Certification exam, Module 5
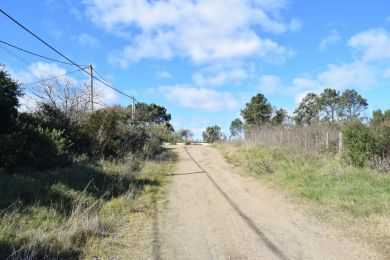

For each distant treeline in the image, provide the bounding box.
[226,90,390,172]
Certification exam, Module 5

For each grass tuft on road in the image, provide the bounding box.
[0,152,176,259]
[216,142,390,257]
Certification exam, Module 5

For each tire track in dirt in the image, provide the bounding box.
[184,146,288,260]
[160,145,381,260]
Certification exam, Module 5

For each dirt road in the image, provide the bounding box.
[159,145,380,259]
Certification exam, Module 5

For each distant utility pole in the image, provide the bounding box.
[131,96,136,120]
[89,64,94,111]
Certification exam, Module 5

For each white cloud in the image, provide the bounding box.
[383,68,390,79]
[319,30,341,51]
[317,62,378,89]
[193,68,248,86]
[76,33,101,49]
[288,18,302,32]
[83,0,297,66]
[259,61,380,104]
[156,70,172,79]
[93,81,119,107]
[8,62,119,110]
[10,62,76,85]
[348,28,390,61]
[158,85,238,112]
[257,27,390,104]
[259,74,283,94]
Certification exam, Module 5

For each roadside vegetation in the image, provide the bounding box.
[0,65,177,258]
[217,90,390,256]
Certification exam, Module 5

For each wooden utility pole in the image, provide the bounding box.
[89,64,94,111]
[131,96,136,120]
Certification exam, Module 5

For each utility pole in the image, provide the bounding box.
[89,64,94,111]
[131,96,136,120]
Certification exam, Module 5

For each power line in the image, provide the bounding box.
[0,8,135,100]
[0,9,87,72]
[21,67,87,86]
[92,67,109,85]
[0,44,31,66]
[92,67,135,99]
[0,40,84,66]
[90,67,134,99]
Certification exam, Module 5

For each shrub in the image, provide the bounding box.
[0,132,21,171]
[341,121,374,167]
[16,126,72,169]
[82,107,166,159]
[370,121,390,158]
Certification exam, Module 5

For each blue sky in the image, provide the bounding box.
[1,0,390,138]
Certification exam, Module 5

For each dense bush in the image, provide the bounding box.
[370,118,390,159]
[342,111,390,170]
[18,125,72,169]
[84,107,146,158]
[341,121,374,167]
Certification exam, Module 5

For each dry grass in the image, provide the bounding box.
[245,124,340,154]
[0,152,177,259]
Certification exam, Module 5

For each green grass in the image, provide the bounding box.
[216,142,390,256]
[0,152,176,259]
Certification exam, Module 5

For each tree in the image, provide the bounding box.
[203,125,223,143]
[135,102,172,130]
[370,109,390,128]
[293,93,319,125]
[318,88,340,123]
[230,118,243,138]
[272,108,287,125]
[177,129,193,141]
[241,93,272,126]
[339,89,368,121]
[31,79,94,116]
[0,66,22,134]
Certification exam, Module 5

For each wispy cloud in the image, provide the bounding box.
[348,28,390,61]
[75,33,101,49]
[193,68,248,87]
[318,30,341,51]
[156,70,172,79]
[157,85,238,112]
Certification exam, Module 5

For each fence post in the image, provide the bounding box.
[287,131,290,144]
[326,132,329,151]
[338,132,343,154]
[280,131,283,144]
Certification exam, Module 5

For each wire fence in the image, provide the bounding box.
[244,125,341,154]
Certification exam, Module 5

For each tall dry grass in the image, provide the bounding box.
[244,124,341,154]
[0,150,176,259]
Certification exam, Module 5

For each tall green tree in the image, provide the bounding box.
[293,93,319,125]
[0,66,22,134]
[203,125,223,143]
[272,108,287,125]
[241,93,272,126]
[177,129,193,141]
[318,88,340,123]
[134,102,172,130]
[371,109,390,127]
[339,89,368,121]
[230,118,243,138]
